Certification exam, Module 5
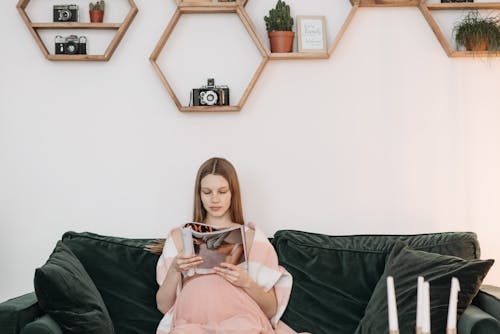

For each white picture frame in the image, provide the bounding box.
[297,16,327,53]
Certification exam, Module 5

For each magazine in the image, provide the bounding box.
[181,222,248,275]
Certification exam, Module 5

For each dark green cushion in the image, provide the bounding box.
[271,230,480,334]
[61,231,162,334]
[355,241,494,334]
[0,292,41,334]
[20,314,62,334]
[34,241,115,334]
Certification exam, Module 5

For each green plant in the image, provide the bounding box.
[264,0,293,33]
[89,0,105,11]
[453,10,500,51]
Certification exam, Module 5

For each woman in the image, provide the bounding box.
[148,157,299,334]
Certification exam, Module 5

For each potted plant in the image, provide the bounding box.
[264,0,294,53]
[89,1,105,23]
[453,10,500,52]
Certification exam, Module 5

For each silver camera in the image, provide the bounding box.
[53,4,79,22]
[191,79,230,106]
[55,35,87,55]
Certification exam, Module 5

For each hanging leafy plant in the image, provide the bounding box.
[453,10,500,51]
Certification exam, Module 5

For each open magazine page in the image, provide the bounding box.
[182,222,248,275]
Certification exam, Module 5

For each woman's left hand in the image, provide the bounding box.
[214,262,252,288]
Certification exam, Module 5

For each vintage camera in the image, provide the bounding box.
[191,78,230,106]
[55,35,87,55]
[53,4,79,22]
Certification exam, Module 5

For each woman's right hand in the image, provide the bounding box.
[169,254,203,274]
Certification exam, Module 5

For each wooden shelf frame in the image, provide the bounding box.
[352,0,419,7]
[256,0,423,60]
[263,0,428,61]
[150,0,500,112]
[31,23,122,29]
[269,52,330,60]
[179,106,242,112]
[176,0,248,9]
[419,0,500,57]
[150,5,269,112]
[425,2,500,10]
[16,0,138,61]
[262,1,359,60]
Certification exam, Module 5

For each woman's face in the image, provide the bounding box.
[200,174,232,220]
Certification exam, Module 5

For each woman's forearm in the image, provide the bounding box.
[243,280,277,319]
[156,267,181,314]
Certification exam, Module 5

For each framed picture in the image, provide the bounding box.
[297,16,327,53]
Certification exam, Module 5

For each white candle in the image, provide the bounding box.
[387,276,399,331]
[416,276,424,333]
[447,277,461,330]
[422,281,431,334]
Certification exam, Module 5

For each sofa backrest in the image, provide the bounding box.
[58,230,480,334]
[61,232,162,334]
[271,230,480,334]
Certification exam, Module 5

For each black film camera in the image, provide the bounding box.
[53,4,79,22]
[55,35,87,55]
[191,79,230,106]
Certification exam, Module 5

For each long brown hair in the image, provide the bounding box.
[192,157,244,225]
[145,157,244,254]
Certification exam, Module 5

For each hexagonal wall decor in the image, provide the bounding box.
[17,0,138,61]
[245,0,359,60]
[353,0,418,7]
[150,4,268,112]
[175,0,248,8]
[419,1,500,57]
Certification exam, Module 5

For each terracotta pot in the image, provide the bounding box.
[268,31,294,53]
[465,38,488,52]
[89,10,104,23]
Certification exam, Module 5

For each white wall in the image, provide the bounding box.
[1,0,499,302]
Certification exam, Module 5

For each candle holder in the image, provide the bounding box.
[388,277,460,334]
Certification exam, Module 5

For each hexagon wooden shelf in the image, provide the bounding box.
[17,0,138,61]
[258,1,359,60]
[150,0,500,113]
[150,4,268,112]
[175,0,248,8]
[353,0,419,7]
[259,0,422,60]
[419,1,500,57]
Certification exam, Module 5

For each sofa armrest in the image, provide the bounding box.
[472,285,500,321]
[0,293,42,334]
[19,315,62,334]
[458,305,500,334]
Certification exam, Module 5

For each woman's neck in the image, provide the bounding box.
[204,215,233,227]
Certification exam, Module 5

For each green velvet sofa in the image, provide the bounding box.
[0,230,499,334]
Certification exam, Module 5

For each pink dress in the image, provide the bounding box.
[171,274,275,334]
[156,223,301,334]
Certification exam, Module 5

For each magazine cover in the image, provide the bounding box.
[182,222,248,275]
